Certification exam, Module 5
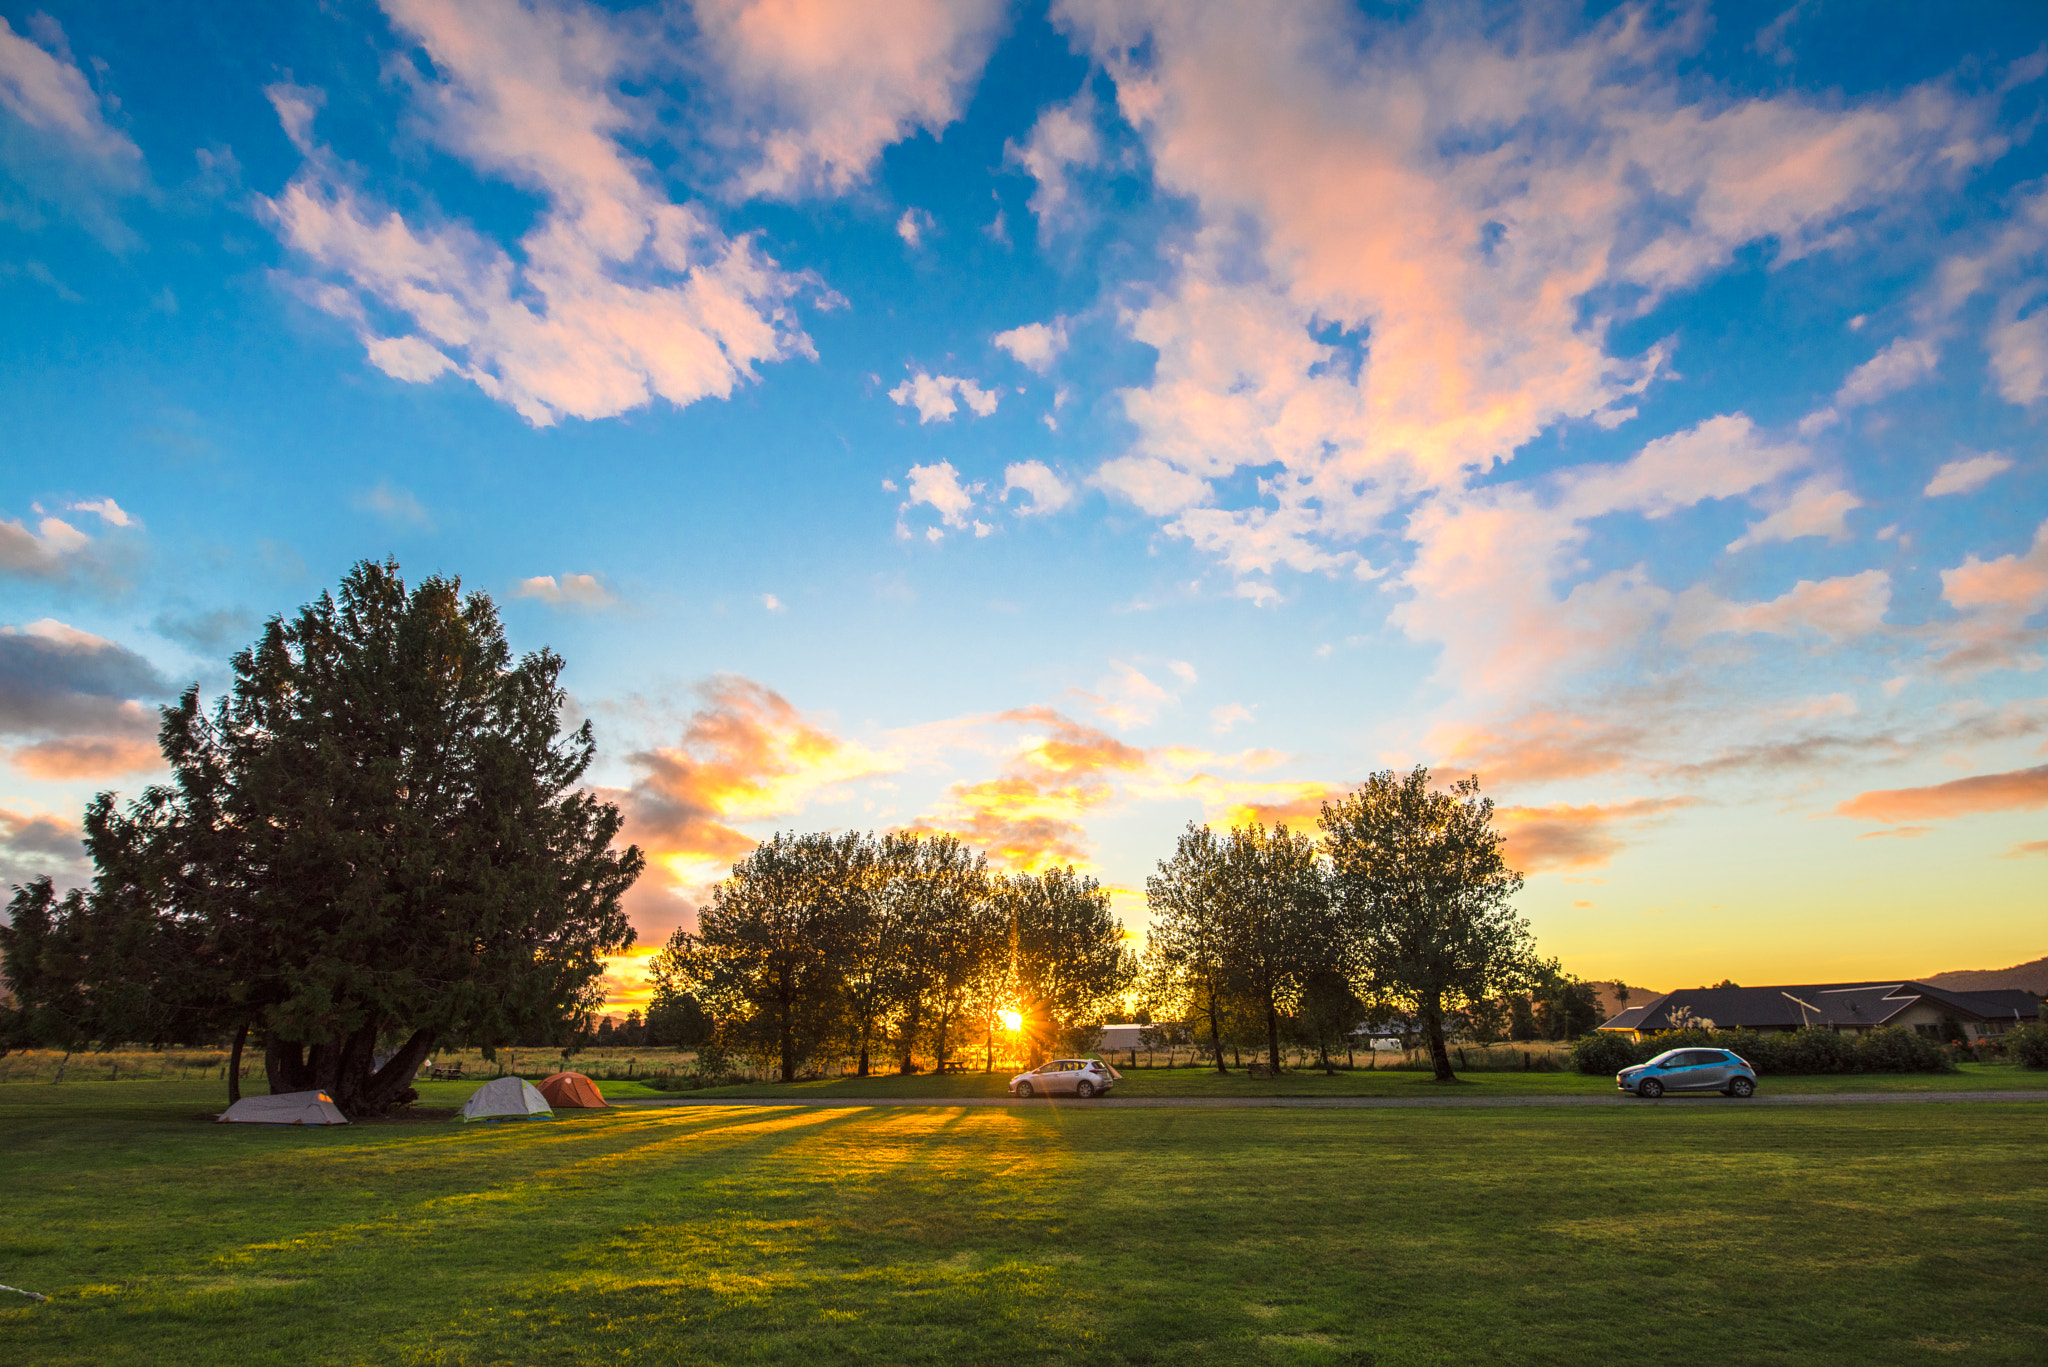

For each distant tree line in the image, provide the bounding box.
[647,831,1133,1082]
[1142,769,1555,1081]
[657,767,1566,1086]
[0,561,1598,1106]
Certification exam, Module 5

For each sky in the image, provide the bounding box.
[2,0,2045,1008]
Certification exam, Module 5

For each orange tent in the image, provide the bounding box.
[537,1071,607,1108]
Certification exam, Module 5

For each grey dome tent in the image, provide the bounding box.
[459,1076,554,1122]
[219,1090,349,1125]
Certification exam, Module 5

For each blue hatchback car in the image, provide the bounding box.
[1617,1047,1758,1099]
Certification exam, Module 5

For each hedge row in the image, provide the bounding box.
[1569,1025,1955,1076]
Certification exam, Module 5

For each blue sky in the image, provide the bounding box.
[3,0,2045,1001]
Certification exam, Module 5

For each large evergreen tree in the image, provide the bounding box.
[7,560,644,1115]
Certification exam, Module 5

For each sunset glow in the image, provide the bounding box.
[3,3,2043,999]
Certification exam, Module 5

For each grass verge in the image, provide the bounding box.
[665,1060,2048,1101]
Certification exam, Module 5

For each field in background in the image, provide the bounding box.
[0,1039,1578,1091]
[9,1045,2044,1102]
[0,1079,2042,1366]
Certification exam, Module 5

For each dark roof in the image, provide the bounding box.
[1597,981,2041,1033]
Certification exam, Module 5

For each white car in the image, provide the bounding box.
[1009,1058,1119,1099]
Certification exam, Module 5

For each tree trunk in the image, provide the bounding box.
[227,1017,249,1105]
[273,1023,437,1117]
[1206,988,1228,1074]
[1265,999,1282,1075]
[264,1037,314,1095]
[1423,994,1456,1082]
[897,1002,922,1075]
[857,1033,871,1078]
[354,1028,434,1115]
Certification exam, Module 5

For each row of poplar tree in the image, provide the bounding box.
[655,768,1561,1085]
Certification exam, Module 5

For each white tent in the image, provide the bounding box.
[459,1076,554,1122]
[218,1090,349,1125]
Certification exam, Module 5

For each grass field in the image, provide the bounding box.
[1,1079,2043,1365]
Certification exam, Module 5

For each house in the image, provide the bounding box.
[1598,980,2040,1042]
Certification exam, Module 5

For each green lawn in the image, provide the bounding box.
[661,1059,2048,1101]
[0,1080,2042,1365]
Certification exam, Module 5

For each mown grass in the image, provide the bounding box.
[0,1079,2042,1365]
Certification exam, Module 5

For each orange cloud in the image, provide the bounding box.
[619,676,896,934]
[1836,764,2048,824]
[1139,771,1349,832]
[1934,519,2048,675]
[10,735,162,779]
[906,776,1097,872]
[1428,710,1645,788]
[907,707,1147,870]
[1495,798,1695,873]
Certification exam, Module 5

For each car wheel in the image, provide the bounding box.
[1727,1077,1755,1098]
[1016,1081,1034,1099]
[1076,1080,1095,1099]
[1638,1078,1663,1099]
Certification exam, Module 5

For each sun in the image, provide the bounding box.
[999,1009,1023,1033]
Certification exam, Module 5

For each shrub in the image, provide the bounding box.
[1852,1026,1955,1074]
[1570,1032,1646,1075]
[2009,1022,2048,1070]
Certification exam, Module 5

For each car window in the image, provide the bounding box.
[1647,1050,1683,1067]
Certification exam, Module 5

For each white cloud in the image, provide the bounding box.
[65,498,137,528]
[992,318,1068,373]
[1056,1,1992,585]
[1836,336,1942,409]
[1210,702,1254,733]
[1925,452,2015,498]
[1726,478,1861,552]
[354,481,432,529]
[896,206,935,249]
[760,592,785,612]
[692,0,1006,200]
[0,15,148,247]
[1002,460,1075,515]
[516,573,617,609]
[259,0,819,428]
[0,508,123,586]
[1668,571,1892,647]
[1392,415,1814,697]
[903,460,980,530]
[1005,87,1102,238]
[1988,309,2048,405]
[888,370,1000,423]
[1088,660,1188,729]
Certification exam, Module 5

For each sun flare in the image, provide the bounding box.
[999,1009,1023,1032]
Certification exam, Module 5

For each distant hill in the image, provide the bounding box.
[1586,980,1660,1020]
[1923,956,2048,998]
